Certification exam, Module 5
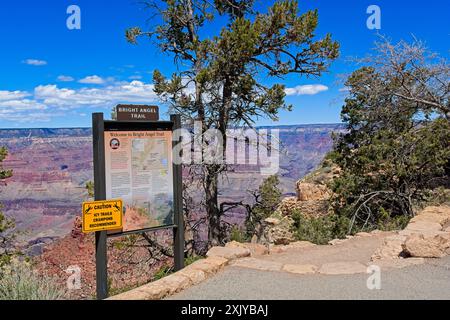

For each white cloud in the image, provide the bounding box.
[23,59,47,66]
[78,75,105,84]
[129,75,143,80]
[34,81,157,108]
[0,90,30,101]
[57,75,75,82]
[0,99,46,111]
[285,84,329,96]
[339,87,350,92]
[0,80,159,123]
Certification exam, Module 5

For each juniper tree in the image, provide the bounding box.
[127,0,339,246]
[330,39,450,232]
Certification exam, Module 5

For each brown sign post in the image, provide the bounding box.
[116,104,159,121]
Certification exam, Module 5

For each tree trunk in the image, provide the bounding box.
[205,165,221,247]
[204,78,233,247]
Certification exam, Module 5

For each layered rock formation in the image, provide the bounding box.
[0,125,344,248]
[261,164,339,245]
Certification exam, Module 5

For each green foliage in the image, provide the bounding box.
[424,187,450,207]
[127,0,339,245]
[376,208,410,232]
[0,147,15,267]
[330,40,450,233]
[0,148,12,180]
[0,260,67,300]
[153,265,174,281]
[291,211,351,245]
[112,234,140,250]
[246,175,282,239]
[230,225,247,243]
[185,255,203,266]
[85,181,94,198]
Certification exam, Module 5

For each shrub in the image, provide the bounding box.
[291,211,351,245]
[230,225,247,243]
[246,175,282,240]
[376,208,410,232]
[0,260,67,300]
[329,39,450,232]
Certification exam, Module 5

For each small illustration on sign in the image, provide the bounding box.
[82,199,123,233]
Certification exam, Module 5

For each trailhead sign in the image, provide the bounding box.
[91,112,184,300]
[104,126,174,233]
[116,104,159,121]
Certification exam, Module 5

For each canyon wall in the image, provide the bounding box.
[0,124,344,250]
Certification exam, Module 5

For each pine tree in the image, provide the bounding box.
[127,0,339,245]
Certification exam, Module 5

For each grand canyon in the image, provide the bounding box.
[0,124,345,255]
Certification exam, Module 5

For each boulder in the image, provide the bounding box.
[277,196,331,218]
[189,257,228,275]
[296,182,331,201]
[402,234,450,258]
[411,206,450,226]
[264,216,295,245]
[160,274,191,295]
[225,241,269,256]
[371,235,407,260]
[206,246,251,260]
[108,277,173,300]
[405,221,443,233]
[178,269,207,285]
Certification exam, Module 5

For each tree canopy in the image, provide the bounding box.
[127,0,339,245]
[330,39,450,232]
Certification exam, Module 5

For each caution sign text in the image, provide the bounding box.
[82,199,123,233]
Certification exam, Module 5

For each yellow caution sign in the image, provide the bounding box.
[82,199,123,233]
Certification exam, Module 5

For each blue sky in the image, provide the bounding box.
[0,0,448,128]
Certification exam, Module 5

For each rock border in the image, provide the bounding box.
[108,242,258,300]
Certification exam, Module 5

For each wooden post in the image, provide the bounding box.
[92,113,108,300]
[171,114,185,271]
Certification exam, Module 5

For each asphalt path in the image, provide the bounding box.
[170,256,450,300]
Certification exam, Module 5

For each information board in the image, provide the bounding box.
[104,125,174,234]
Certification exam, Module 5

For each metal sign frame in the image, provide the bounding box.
[92,113,184,300]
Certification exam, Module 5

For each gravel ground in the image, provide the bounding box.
[169,256,450,300]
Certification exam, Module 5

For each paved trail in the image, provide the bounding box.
[170,256,450,300]
[170,233,450,300]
